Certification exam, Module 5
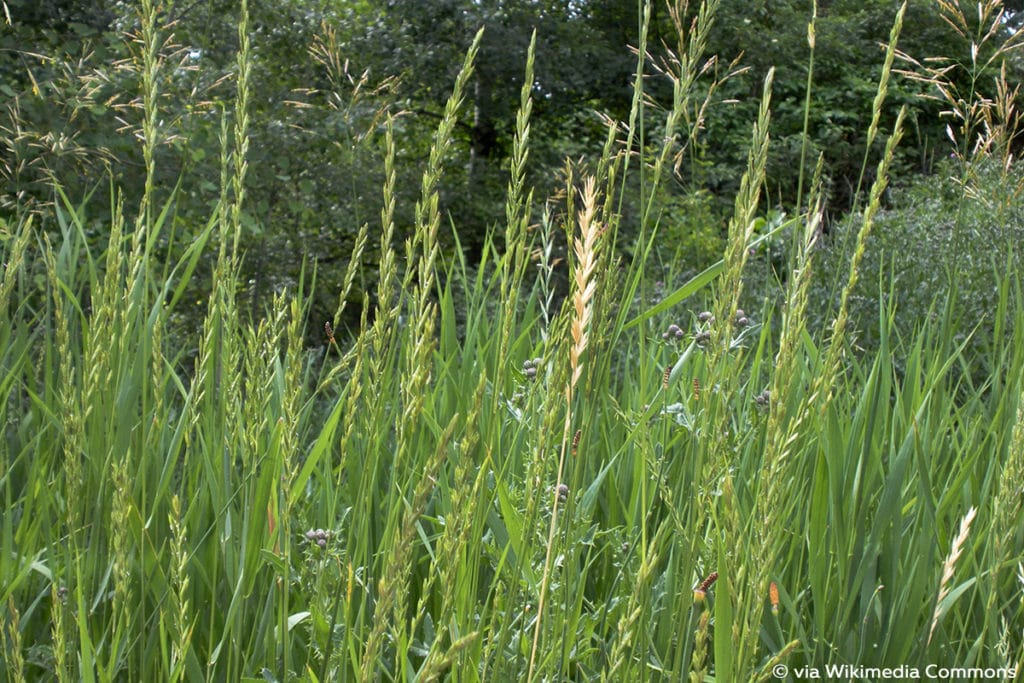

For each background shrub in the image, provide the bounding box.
[811,156,1024,381]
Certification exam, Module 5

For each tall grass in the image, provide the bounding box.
[2,0,1023,681]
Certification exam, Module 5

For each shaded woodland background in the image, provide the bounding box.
[2,0,1023,343]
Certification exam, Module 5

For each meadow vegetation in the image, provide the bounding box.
[2,0,1024,681]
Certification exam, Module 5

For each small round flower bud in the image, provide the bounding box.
[698,311,713,323]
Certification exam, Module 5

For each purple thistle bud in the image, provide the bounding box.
[556,484,569,502]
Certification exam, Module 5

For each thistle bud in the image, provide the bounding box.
[556,484,569,502]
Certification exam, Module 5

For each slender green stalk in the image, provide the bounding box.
[852,1,907,209]
[360,29,483,679]
[794,0,818,212]
[818,106,906,410]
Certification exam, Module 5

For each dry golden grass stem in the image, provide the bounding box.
[570,176,601,388]
[929,506,977,645]
[528,175,601,683]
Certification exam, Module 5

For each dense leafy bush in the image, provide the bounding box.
[812,157,1024,378]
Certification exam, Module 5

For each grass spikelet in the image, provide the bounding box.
[986,379,1024,643]
[853,0,906,204]
[109,459,134,672]
[3,597,25,682]
[641,0,741,225]
[818,106,906,410]
[360,415,458,680]
[416,375,488,676]
[50,581,70,682]
[710,66,773,349]
[332,219,369,329]
[0,216,31,314]
[229,0,251,260]
[528,175,602,681]
[688,609,711,683]
[167,495,193,683]
[929,506,977,645]
[492,29,537,410]
[136,0,164,226]
[569,177,601,388]
[360,32,482,679]
[503,29,535,272]
[395,28,482,450]
[404,28,484,313]
[601,523,667,681]
[741,159,826,669]
[754,640,801,683]
[691,68,773,679]
[895,0,1023,162]
[362,115,402,371]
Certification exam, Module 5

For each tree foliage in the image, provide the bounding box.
[2,0,1021,329]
